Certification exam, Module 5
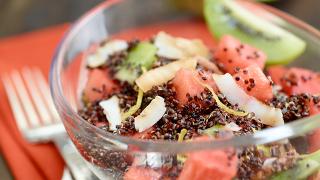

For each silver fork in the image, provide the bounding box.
[2,67,98,180]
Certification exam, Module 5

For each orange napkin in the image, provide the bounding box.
[0,24,69,180]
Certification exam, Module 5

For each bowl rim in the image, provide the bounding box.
[50,0,320,152]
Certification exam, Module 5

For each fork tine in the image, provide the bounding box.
[2,74,29,131]
[22,68,52,125]
[32,68,60,122]
[10,70,40,128]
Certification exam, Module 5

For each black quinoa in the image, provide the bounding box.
[74,136,133,173]
[105,51,128,75]
[262,143,298,177]
[160,165,183,180]
[269,92,319,122]
[78,101,110,130]
[114,81,138,111]
[237,146,265,180]
[237,143,298,180]
[152,56,176,68]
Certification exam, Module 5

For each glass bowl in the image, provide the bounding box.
[50,0,320,179]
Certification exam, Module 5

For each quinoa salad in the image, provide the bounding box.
[75,0,320,179]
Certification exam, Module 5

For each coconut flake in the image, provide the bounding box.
[262,158,277,169]
[134,152,165,168]
[224,122,241,132]
[87,40,128,68]
[135,58,197,92]
[196,56,223,74]
[134,96,166,132]
[154,31,209,59]
[213,73,284,126]
[99,96,122,131]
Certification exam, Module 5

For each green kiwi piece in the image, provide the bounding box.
[204,0,306,64]
[115,42,157,84]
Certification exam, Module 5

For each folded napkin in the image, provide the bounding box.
[0,24,69,180]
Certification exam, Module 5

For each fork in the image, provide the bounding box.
[2,67,98,180]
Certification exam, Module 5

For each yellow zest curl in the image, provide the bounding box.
[121,66,147,121]
[177,129,188,163]
[141,66,148,74]
[195,78,248,117]
[178,129,188,142]
[121,88,144,121]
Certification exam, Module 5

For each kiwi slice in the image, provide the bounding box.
[204,0,306,64]
[115,42,157,84]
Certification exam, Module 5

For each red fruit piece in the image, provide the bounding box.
[178,136,238,180]
[267,65,287,86]
[214,35,266,74]
[84,68,118,102]
[172,69,218,104]
[282,68,320,95]
[268,67,320,95]
[233,65,273,102]
[124,167,162,180]
[309,100,320,116]
[308,129,320,153]
[309,171,320,180]
[133,128,154,139]
[307,99,320,153]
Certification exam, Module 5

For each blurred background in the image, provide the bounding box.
[0,0,319,38]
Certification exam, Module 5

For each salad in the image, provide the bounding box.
[77,0,320,179]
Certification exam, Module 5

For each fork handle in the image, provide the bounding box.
[53,134,98,180]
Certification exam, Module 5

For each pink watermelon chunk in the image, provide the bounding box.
[268,67,320,96]
[267,65,287,86]
[309,171,320,180]
[309,101,320,116]
[308,129,320,153]
[282,68,320,95]
[124,167,162,180]
[214,35,266,74]
[178,136,238,180]
[172,69,217,104]
[133,128,154,139]
[84,68,118,102]
[307,99,320,153]
[233,65,273,102]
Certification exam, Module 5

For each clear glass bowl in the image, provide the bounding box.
[50,0,320,179]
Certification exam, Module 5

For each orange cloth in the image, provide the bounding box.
[0,24,69,180]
